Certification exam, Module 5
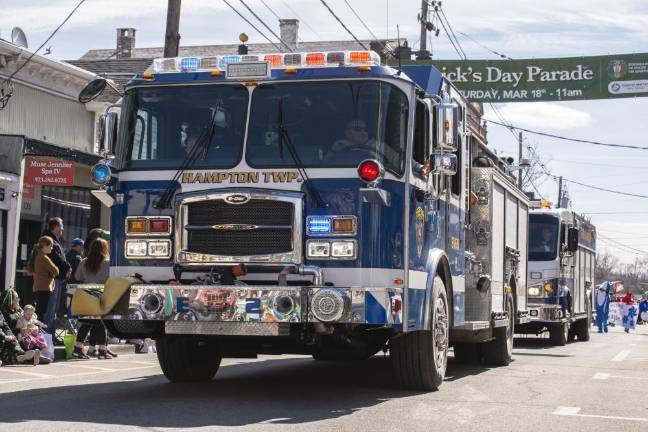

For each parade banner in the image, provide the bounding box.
[400,53,648,102]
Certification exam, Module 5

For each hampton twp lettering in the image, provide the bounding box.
[181,171,302,184]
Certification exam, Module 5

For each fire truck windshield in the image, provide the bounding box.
[246,81,408,176]
[116,84,249,169]
[529,214,560,261]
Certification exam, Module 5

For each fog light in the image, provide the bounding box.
[311,289,345,322]
[140,293,163,314]
[273,294,295,316]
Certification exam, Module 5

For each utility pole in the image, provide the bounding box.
[517,131,523,189]
[557,176,563,208]
[418,0,431,59]
[164,0,181,58]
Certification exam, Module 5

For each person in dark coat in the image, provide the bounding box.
[66,238,85,283]
[0,306,40,366]
[41,217,71,332]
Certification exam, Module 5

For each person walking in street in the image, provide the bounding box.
[42,217,71,333]
[595,281,611,333]
[66,238,85,283]
[27,236,59,324]
[620,291,637,333]
[73,238,113,359]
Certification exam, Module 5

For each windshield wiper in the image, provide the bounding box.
[155,110,218,209]
[277,98,326,208]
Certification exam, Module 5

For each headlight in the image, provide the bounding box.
[528,286,541,296]
[126,239,172,259]
[331,240,356,259]
[306,240,356,260]
[125,240,147,258]
[148,240,171,258]
[307,241,331,258]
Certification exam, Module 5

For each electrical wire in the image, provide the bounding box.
[485,119,648,151]
[259,0,280,19]
[222,0,283,52]
[551,158,648,170]
[238,0,294,52]
[584,212,648,216]
[598,234,648,255]
[457,31,512,60]
[437,6,467,59]
[0,0,86,111]
[319,0,368,50]
[342,0,394,56]
[279,0,322,39]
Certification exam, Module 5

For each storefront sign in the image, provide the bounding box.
[400,53,648,102]
[25,158,75,186]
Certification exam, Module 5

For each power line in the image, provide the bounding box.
[238,0,294,52]
[598,234,648,255]
[279,0,322,39]
[559,177,648,199]
[319,0,368,50]
[485,119,648,151]
[0,0,86,111]
[342,0,394,56]
[437,6,467,59]
[551,158,648,170]
[259,0,280,19]
[222,0,283,52]
[457,31,512,60]
[584,211,648,215]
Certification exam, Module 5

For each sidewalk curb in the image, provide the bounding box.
[53,344,136,360]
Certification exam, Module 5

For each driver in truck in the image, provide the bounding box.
[328,119,399,167]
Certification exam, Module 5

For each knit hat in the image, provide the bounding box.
[71,238,85,247]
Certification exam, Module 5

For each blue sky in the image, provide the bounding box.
[2,0,647,263]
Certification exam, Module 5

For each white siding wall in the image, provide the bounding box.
[0,82,94,152]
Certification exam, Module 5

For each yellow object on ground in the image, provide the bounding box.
[70,276,140,316]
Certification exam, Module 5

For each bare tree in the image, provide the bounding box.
[596,251,620,283]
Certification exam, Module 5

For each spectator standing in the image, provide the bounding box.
[73,238,113,359]
[42,217,71,332]
[66,238,85,283]
[27,236,59,322]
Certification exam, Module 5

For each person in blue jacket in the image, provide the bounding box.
[595,281,611,333]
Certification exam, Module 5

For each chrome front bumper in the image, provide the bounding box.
[70,284,403,335]
[527,304,566,323]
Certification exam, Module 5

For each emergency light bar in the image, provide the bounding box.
[145,50,381,75]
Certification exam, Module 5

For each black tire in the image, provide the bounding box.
[575,299,592,342]
[453,342,482,365]
[483,296,514,366]
[391,275,449,391]
[156,336,222,383]
[549,322,569,346]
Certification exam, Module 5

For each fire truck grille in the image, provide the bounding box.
[183,198,296,258]
[187,229,293,255]
[188,199,293,225]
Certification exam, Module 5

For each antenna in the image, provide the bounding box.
[396,24,402,75]
[11,27,28,48]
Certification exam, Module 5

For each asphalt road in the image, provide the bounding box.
[1,325,647,432]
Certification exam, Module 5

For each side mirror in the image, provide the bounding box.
[101,112,118,155]
[434,103,458,151]
[431,153,457,176]
[567,227,578,252]
[79,78,107,103]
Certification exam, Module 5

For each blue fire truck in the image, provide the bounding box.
[75,50,530,390]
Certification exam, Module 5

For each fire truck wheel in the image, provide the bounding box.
[549,322,569,346]
[156,336,222,383]
[575,299,592,342]
[391,275,448,391]
[453,343,482,364]
[483,296,514,366]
